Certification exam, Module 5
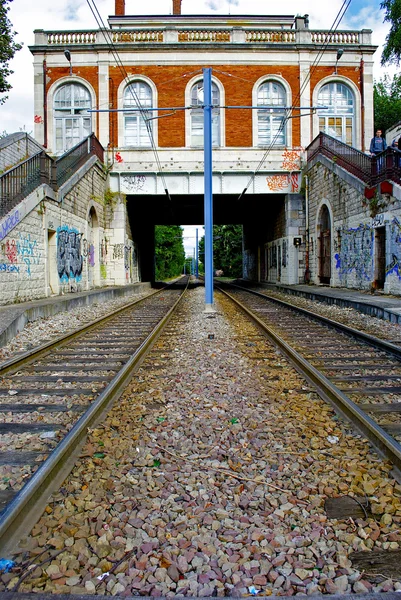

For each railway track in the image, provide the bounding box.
[0,277,189,553]
[0,285,400,595]
[216,282,401,482]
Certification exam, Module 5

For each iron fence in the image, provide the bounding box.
[306,132,401,188]
[55,134,104,188]
[0,134,104,218]
[0,151,52,218]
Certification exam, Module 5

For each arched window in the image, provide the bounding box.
[317,82,354,145]
[54,83,92,154]
[190,81,221,147]
[257,81,286,146]
[124,81,153,147]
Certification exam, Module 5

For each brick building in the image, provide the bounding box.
[8,0,378,298]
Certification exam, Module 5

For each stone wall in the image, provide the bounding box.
[0,161,138,306]
[306,158,401,295]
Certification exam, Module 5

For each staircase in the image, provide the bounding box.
[0,134,104,219]
[306,132,401,189]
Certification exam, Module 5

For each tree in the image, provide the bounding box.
[154,225,185,280]
[374,74,401,133]
[199,225,243,278]
[0,0,22,104]
[380,0,401,66]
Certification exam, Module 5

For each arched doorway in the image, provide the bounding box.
[318,205,331,284]
[87,207,100,288]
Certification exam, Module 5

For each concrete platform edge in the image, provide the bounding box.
[258,283,401,325]
[0,283,151,348]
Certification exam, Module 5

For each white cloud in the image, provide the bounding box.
[3,0,393,135]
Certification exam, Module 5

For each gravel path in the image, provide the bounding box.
[2,287,401,596]
[257,289,401,342]
[0,289,152,362]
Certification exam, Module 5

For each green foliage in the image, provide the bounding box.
[380,0,401,66]
[154,225,185,280]
[373,73,401,133]
[0,0,22,104]
[198,224,243,278]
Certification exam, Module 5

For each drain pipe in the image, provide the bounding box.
[43,59,48,148]
[304,175,311,283]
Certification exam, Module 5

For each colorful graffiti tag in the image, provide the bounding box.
[56,226,84,282]
[0,210,20,242]
[17,234,40,276]
[266,174,299,193]
[334,224,374,282]
[281,149,301,171]
[386,218,401,279]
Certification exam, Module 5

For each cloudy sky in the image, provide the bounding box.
[2,0,395,255]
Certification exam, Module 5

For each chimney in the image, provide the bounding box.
[173,0,182,15]
[115,0,125,15]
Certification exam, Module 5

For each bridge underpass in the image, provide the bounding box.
[126,192,288,282]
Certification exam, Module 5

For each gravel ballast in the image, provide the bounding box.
[1,287,401,596]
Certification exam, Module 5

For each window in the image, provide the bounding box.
[124,81,153,147]
[54,83,92,154]
[257,81,286,146]
[318,82,354,145]
[190,81,221,147]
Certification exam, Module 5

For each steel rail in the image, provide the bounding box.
[0,283,178,377]
[217,286,401,483]
[0,278,189,555]
[227,282,401,360]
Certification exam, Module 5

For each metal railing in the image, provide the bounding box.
[306,132,401,188]
[55,134,104,188]
[36,26,370,47]
[0,134,104,218]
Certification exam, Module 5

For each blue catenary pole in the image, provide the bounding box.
[203,68,214,309]
[195,228,199,279]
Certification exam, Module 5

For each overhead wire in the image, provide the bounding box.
[86,0,171,199]
[237,0,352,200]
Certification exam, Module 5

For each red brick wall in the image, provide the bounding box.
[46,66,99,137]
[109,64,302,148]
[46,63,361,149]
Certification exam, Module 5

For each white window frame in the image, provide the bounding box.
[313,76,361,149]
[317,81,355,145]
[49,78,95,155]
[117,76,158,148]
[253,78,288,148]
[185,75,225,148]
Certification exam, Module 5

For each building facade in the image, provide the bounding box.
[21,1,380,294]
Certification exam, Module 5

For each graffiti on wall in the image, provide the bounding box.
[5,240,17,264]
[334,224,374,282]
[17,234,40,276]
[281,150,301,171]
[113,243,124,260]
[0,233,40,277]
[0,210,20,242]
[266,173,299,193]
[56,226,83,282]
[88,244,95,267]
[386,217,401,279]
[124,245,130,272]
[122,175,146,193]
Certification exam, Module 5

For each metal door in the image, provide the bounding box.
[318,229,331,284]
[374,227,386,289]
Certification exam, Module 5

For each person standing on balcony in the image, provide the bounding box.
[370,129,387,171]
[370,130,387,155]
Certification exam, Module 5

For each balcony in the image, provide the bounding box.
[33,26,372,48]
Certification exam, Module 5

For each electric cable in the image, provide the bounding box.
[86,0,171,198]
[237,0,352,200]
